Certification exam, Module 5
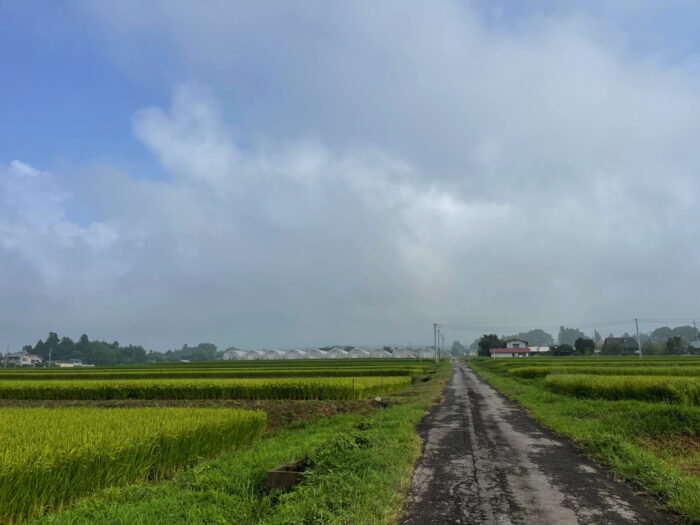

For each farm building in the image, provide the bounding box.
[370,348,392,358]
[306,349,328,359]
[490,345,531,358]
[326,348,349,359]
[222,348,247,360]
[393,348,412,358]
[283,349,306,360]
[348,348,370,358]
[261,350,282,360]
[505,338,528,349]
[419,348,436,359]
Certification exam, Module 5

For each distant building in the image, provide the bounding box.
[56,359,94,368]
[347,348,370,358]
[261,350,282,360]
[505,338,528,349]
[490,347,531,358]
[370,348,392,358]
[604,337,639,353]
[6,352,43,366]
[529,346,550,354]
[326,348,349,359]
[222,348,246,360]
[392,347,413,358]
[283,349,306,360]
[306,349,329,360]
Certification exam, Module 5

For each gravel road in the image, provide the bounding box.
[399,359,676,525]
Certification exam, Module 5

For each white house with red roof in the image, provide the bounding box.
[489,338,531,358]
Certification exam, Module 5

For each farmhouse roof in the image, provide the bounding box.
[490,348,531,354]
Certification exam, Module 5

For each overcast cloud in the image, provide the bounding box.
[1,1,700,349]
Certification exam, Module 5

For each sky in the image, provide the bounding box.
[2,1,700,351]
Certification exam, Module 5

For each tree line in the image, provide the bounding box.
[448,324,700,357]
[9,332,224,366]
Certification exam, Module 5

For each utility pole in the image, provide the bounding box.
[635,318,643,360]
[441,333,445,359]
[693,320,699,350]
[4,345,8,368]
[49,346,52,368]
[433,323,438,364]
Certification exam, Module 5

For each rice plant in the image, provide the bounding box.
[509,365,700,379]
[544,374,700,405]
[0,367,423,381]
[0,407,265,523]
[0,376,410,400]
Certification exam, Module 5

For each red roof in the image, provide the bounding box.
[490,348,531,354]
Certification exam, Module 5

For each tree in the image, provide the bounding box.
[451,341,466,357]
[552,344,573,356]
[651,326,673,343]
[665,336,688,355]
[601,341,623,356]
[558,326,586,347]
[514,329,553,347]
[574,337,595,356]
[478,334,505,357]
[642,342,663,355]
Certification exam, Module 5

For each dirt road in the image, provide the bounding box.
[399,359,676,524]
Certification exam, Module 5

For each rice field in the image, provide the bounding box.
[0,376,410,400]
[0,366,424,381]
[544,374,700,405]
[0,358,430,522]
[0,407,265,524]
[509,365,700,379]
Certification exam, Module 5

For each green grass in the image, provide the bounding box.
[31,361,452,525]
[466,357,700,522]
[0,407,266,524]
[0,377,411,401]
[544,374,700,405]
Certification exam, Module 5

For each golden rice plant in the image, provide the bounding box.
[0,407,265,524]
[0,376,410,400]
[509,365,700,379]
[544,374,700,405]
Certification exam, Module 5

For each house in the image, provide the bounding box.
[490,340,531,358]
[6,352,43,366]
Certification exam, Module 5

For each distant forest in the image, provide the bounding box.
[14,332,224,366]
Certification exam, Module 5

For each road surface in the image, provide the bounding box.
[399,359,676,524]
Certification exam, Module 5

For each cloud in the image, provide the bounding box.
[3,2,700,349]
